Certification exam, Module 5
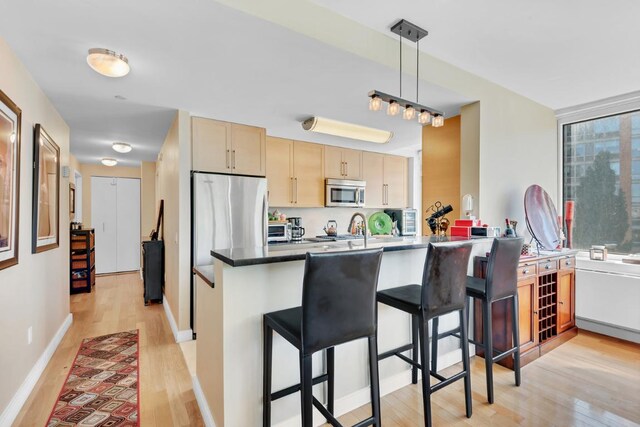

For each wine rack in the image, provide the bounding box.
[70,228,95,294]
[537,273,557,342]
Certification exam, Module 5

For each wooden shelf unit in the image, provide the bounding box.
[473,250,578,369]
[70,228,95,294]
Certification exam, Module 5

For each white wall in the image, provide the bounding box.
[0,37,71,420]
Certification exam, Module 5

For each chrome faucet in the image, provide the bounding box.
[348,212,368,248]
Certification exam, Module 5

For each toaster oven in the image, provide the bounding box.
[267,222,291,243]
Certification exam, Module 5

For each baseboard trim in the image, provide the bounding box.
[162,295,192,343]
[192,375,216,427]
[576,317,640,344]
[0,313,73,427]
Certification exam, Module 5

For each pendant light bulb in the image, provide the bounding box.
[432,115,445,127]
[418,110,431,125]
[387,101,400,116]
[403,105,416,120]
[369,96,382,111]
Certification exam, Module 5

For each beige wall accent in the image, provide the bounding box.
[156,111,191,332]
[0,37,71,416]
[79,164,140,229]
[422,115,461,234]
[140,161,156,240]
[460,102,480,218]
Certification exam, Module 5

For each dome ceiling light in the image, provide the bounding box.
[368,19,445,127]
[101,158,118,167]
[112,142,132,153]
[87,48,130,78]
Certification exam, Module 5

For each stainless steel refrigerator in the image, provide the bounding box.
[191,172,268,335]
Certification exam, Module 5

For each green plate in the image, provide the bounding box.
[368,212,392,235]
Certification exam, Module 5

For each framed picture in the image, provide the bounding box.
[69,183,75,214]
[32,124,60,253]
[0,89,21,271]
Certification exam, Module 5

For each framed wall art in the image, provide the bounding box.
[0,89,21,271]
[32,124,60,253]
[69,183,75,215]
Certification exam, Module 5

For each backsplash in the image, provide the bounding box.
[274,208,382,237]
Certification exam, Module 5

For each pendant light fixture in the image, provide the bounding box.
[368,19,444,127]
[87,48,130,78]
[101,158,118,167]
[112,142,132,153]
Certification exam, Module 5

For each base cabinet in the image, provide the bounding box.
[473,252,578,369]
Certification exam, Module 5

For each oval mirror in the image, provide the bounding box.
[524,185,561,250]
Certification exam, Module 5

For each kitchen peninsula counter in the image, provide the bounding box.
[196,236,493,426]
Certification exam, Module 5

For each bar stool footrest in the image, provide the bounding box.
[378,343,413,361]
[430,370,467,393]
[271,373,329,401]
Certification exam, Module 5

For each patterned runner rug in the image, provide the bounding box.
[46,330,139,426]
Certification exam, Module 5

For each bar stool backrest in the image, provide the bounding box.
[421,242,474,319]
[485,237,524,301]
[301,248,384,356]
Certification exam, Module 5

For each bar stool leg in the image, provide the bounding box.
[300,353,313,427]
[512,294,521,387]
[482,299,495,404]
[263,322,273,427]
[327,347,335,414]
[418,317,433,427]
[431,317,439,374]
[459,307,472,418]
[411,315,419,384]
[368,336,382,425]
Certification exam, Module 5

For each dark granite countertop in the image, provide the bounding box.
[211,236,493,267]
[193,264,215,288]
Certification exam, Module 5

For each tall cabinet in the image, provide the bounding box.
[362,152,407,208]
[91,177,141,274]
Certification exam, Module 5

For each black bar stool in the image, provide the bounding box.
[376,242,473,427]
[433,237,524,404]
[263,248,384,427]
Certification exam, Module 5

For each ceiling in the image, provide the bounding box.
[1,0,637,166]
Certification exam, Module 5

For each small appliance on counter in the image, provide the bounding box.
[288,217,305,242]
[384,209,417,236]
[325,179,366,207]
[268,221,292,243]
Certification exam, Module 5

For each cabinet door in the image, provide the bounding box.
[293,141,324,207]
[517,276,539,354]
[266,137,293,207]
[384,155,407,208]
[230,124,266,176]
[115,178,141,272]
[192,117,230,173]
[343,148,362,180]
[92,177,118,274]
[324,145,344,179]
[362,152,384,208]
[557,270,575,333]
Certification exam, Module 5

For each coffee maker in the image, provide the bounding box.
[288,217,305,242]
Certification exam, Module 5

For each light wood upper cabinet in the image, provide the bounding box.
[362,152,407,208]
[324,146,362,179]
[192,117,230,174]
[266,137,293,207]
[191,117,266,176]
[384,155,407,208]
[362,152,385,208]
[266,138,324,207]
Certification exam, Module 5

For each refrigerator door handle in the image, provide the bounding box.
[262,192,268,246]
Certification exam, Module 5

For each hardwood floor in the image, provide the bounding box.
[13,272,639,426]
[326,331,640,426]
[13,273,204,427]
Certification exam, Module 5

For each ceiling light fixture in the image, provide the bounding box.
[101,158,118,167]
[9,132,16,143]
[368,19,444,127]
[302,116,393,144]
[112,142,132,153]
[87,48,130,78]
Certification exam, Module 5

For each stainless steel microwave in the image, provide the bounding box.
[325,179,366,208]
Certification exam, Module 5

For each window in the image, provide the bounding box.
[563,110,640,254]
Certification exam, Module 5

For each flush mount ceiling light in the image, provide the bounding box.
[87,48,130,78]
[368,19,444,127]
[112,142,132,153]
[302,116,393,144]
[101,158,118,167]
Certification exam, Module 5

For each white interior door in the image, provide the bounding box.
[92,177,117,274]
[116,178,141,272]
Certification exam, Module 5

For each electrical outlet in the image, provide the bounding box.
[27,326,33,345]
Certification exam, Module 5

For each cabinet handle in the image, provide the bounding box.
[290,177,294,204]
[522,269,529,274]
[533,310,538,315]
[545,264,550,270]
[294,177,298,204]
[340,161,344,176]
[559,301,564,305]
[345,162,348,177]
[226,149,230,169]
[565,260,571,266]
[232,150,236,169]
